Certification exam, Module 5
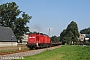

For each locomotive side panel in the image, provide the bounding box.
[38,35,44,44]
[44,35,50,44]
[47,36,50,44]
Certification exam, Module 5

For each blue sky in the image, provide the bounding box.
[0,0,90,36]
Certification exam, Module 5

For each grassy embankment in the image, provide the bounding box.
[20,45,90,60]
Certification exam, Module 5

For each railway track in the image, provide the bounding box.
[0,45,60,60]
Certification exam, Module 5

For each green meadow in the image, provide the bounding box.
[17,45,90,60]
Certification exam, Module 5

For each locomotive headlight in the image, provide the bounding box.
[29,37,32,38]
[33,37,35,38]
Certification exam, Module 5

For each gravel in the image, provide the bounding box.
[0,46,60,60]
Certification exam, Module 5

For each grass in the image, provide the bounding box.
[17,45,90,60]
[0,50,17,53]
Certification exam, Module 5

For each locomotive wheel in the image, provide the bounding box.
[30,46,33,50]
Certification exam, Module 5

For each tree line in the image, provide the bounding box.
[80,28,90,34]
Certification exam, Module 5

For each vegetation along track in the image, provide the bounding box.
[0,45,60,60]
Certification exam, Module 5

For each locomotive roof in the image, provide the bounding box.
[30,33,49,36]
[0,26,17,42]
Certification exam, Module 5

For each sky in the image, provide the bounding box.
[0,0,90,36]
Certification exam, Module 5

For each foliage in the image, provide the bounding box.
[80,28,90,34]
[60,29,67,44]
[18,46,90,60]
[0,2,32,41]
[29,31,39,34]
[50,35,60,42]
[60,21,79,45]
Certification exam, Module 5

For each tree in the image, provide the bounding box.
[29,31,39,34]
[66,21,79,43]
[60,29,67,44]
[0,2,32,41]
[60,21,79,45]
[80,28,90,34]
[50,35,60,42]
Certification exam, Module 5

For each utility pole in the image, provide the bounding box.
[48,28,50,36]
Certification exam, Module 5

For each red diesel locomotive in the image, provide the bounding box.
[26,33,51,49]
